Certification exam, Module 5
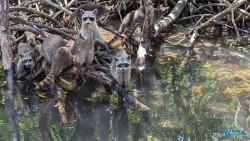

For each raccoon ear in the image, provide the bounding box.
[127,55,131,60]
[28,51,32,55]
[19,54,24,58]
[111,5,115,11]
[114,56,119,61]
[80,9,85,15]
[93,9,97,15]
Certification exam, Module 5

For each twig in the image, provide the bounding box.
[194,3,250,18]
[10,15,45,35]
[22,0,42,7]
[10,25,44,37]
[212,20,250,34]
[194,3,228,13]
[53,0,77,19]
[177,14,214,22]
[33,22,75,40]
[42,0,73,16]
[10,15,75,40]
[188,0,247,55]
[9,6,62,26]
[235,4,250,22]
[231,9,240,38]
[194,15,206,27]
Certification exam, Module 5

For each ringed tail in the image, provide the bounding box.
[35,72,55,90]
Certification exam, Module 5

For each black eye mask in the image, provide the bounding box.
[22,59,32,64]
[82,17,95,21]
[117,63,130,68]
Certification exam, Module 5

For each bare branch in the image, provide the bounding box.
[9,6,62,26]
[42,0,73,16]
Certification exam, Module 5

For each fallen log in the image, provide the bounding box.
[82,69,151,111]
[154,0,188,34]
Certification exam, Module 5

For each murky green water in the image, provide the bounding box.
[0,37,249,141]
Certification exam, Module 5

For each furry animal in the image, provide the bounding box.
[73,9,108,67]
[41,34,67,74]
[108,7,168,45]
[35,35,74,90]
[15,43,35,80]
[35,45,74,90]
[110,50,131,104]
[111,51,131,87]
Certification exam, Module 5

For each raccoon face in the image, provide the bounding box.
[114,52,131,70]
[19,52,33,68]
[80,9,97,24]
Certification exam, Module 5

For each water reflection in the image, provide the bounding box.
[0,37,250,141]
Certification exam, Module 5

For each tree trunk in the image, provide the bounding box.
[0,0,21,140]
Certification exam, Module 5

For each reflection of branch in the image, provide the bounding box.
[39,101,54,141]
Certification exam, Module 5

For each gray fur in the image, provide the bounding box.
[41,34,67,74]
[41,34,66,65]
[16,43,34,74]
[73,3,114,22]
[73,9,107,66]
[108,7,168,44]
[110,51,131,87]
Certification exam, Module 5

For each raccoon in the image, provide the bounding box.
[111,51,131,87]
[73,9,108,67]
[41,34,67,74]
[42,34,67,65]
[15,43,35,79]
[73,3,114,23]
[108,7,168,45]
[35,45,74,90]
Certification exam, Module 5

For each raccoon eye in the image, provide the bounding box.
[117,64,122,68]
[23,60,28,63]
[89,17,95,21]
[82,17,88,21]
[124,63,129,67]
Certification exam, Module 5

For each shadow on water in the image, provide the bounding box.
[0,36,250,141]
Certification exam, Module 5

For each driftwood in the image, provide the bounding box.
[154,0,188,33]
[0,0,21,140]
[82,68,151,111]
